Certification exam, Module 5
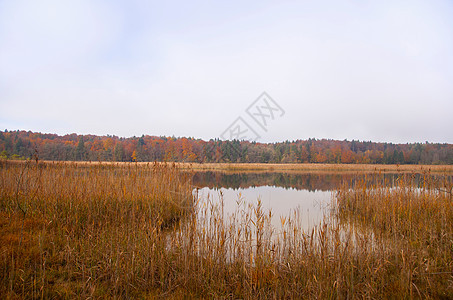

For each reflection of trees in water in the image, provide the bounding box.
[191,172,443,192]
[191,172,354,191]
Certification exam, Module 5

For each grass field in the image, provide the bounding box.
[1,160,452,298]
[36,161,453,173]
[177,162,453,173]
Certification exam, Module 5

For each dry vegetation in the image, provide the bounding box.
[334,172,453,298]
[39,161,453,173]
[0,160,193,298]
[176,162,453,173]
[1,160,452,298]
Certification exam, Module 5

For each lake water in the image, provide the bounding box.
[194,185,331,233]
[191,171,401,232]
[191,171,452,233]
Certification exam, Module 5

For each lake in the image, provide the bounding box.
[191,171,414,232]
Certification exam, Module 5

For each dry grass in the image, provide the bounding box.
[34,160,453,173]
[1,159,452,298]
[335,172,453,298]
[177,162,453,173]
[0,160,193,298]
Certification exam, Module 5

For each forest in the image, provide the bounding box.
[1,129,452,164]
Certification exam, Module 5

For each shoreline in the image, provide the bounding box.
[5,160,453,173]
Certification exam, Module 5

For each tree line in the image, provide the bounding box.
[1,130,452,164]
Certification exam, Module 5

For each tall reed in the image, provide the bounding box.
[335,172,453,298]
[0,160,193,298]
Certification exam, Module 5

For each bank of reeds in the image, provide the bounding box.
[0,160,193,298]
[39,161,453,173]
[335,172,453,298]
[1,160,452,298]
[177,162,453,173]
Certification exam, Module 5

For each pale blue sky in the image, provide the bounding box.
[1,0,452,143]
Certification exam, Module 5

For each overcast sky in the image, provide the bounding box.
[0,0,452,143]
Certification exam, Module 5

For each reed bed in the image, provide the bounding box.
[39,161,453,173]
[335,172,453,298]
[1,160,452,298]
[0,160,193,298]
[176,162,453,173]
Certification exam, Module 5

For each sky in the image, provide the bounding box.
[0,0,452,144]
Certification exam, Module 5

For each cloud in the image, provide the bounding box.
[0,0,452,143]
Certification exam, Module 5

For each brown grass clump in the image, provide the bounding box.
[335,172,453,298]
[1,160,452,298]
[0,160,193,298]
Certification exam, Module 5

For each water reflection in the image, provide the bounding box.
[191,171,450,232]
[192,171,410,191]
[193,172,342,191]
[192,171,447,191]
[195,185,331,232]
[192,171,349,232]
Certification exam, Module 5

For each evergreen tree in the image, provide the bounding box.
[75,137,87,161]
[114,143,125,162]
